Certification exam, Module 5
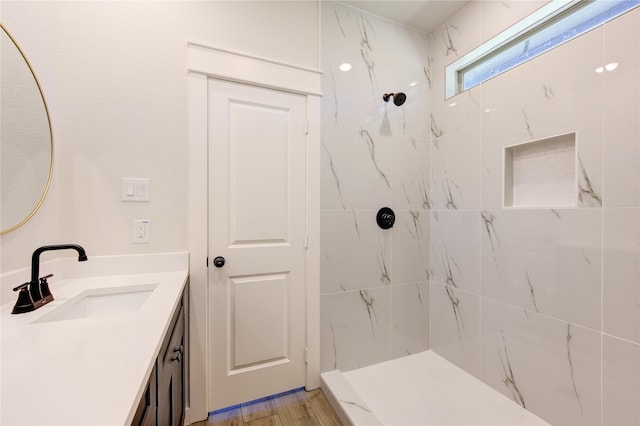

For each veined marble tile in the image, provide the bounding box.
[392,23,430,68]
[321,210,390,294]
[320,370,375,425]
[320,138,350,210]
[603,9,640,208]
[321,39,394,210]
[391,210,429,285]
[320,126,393,211]
[432,85,482,137]
[320,0,437,378]
[389,63,431,213]
[481,297,601,426]
[482,20,604,137]
[481,28,604,209]
[391,133,430,211]
[603,208,640,344]
[322,39,410,210]
[320,288,391,372]
[430,0,482,116]
[430,282,480,377]
[480,1,547,42]
[430,76,482,212]
[320,130,392,210]
[603,335,640,426]
[322,1,362,45]
[481,208,602,330]
[430,0,482,66]
[321,38,399,128]
[430,210,481,294]
[480,63,555,209]
[321,26,400,113]
[321,40,378,131]
[321,0,401,56]
[390,282,429,359]
[392,61,431,140]
[431,131,482,211]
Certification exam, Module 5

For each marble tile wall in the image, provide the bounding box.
[430,2,640,425]
[320,1,430,372]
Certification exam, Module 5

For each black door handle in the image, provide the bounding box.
[213,256,225,268]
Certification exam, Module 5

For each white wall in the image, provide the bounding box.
[0,1,320,276]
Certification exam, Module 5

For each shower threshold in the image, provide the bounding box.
[321,350,550,425]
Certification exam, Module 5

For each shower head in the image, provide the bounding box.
[383,92,406,106]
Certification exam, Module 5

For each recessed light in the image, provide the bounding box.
[595,66,604,73]
[605,62,619,71]
[339,63,352,72]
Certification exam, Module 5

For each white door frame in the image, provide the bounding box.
[187,41,321,423]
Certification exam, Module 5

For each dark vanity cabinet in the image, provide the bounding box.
[157,296,186,426]
[133,284,187,426]
[131,364,157,426]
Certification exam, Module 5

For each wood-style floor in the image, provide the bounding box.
[191,388,343,426]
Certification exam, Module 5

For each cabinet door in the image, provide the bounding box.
[172,332,184,426]
[131,363,156,426]
[157,366,173,426]
[158,303,185,426]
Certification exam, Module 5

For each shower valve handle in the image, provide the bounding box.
[376,207,395,229]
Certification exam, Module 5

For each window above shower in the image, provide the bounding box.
[445,0,640,99]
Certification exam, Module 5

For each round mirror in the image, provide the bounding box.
[1,23,53,235]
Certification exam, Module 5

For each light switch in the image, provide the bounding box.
[122,178,150,202]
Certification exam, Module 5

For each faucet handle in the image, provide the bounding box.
[12,282,30,292]
[39,274,54,283]
[11,283,36,314]
[39,274,55,300]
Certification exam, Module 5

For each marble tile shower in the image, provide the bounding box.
[321,1,640,425]
[430,3,640,425]
[320,1,431,372]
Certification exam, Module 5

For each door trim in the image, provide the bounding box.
[187,41,322,96]
[187,41,321,423]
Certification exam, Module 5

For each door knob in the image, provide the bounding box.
[213,256,225,268]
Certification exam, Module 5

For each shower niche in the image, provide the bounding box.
[504,132,577,208]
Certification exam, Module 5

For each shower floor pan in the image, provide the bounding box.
[321,350,549,425]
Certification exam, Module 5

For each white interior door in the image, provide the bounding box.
[207,79,307,411]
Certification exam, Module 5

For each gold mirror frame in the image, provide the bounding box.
[0,22,54,235]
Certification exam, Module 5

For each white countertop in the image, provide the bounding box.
[0,252,189,426]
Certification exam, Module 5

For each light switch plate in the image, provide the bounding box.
[122,178,150,202]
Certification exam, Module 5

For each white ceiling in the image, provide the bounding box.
[341,0,471,33]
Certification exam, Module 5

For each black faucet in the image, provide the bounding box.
[12,244,88,314]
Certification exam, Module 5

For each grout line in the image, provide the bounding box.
[477,208,483,381]
[428,125,433,352]
[459,288,600,337]
[321,281,429,297]
[600,29,605,425]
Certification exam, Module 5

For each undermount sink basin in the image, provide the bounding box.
[34,283,158,323]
